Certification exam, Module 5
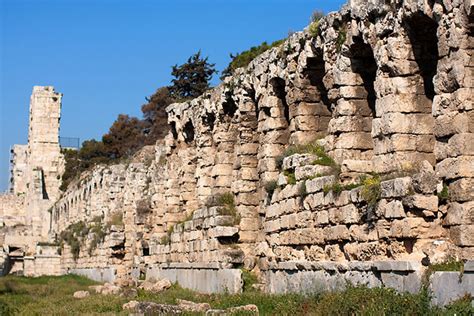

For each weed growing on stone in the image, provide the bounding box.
[309,10,324,37]
[284,170,297,185]
[299,181,308,198]
[360,174,382,208]
[241,269,259,292]
[264,180,278,198]
[437,184,449,202]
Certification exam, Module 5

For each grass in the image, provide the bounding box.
[0,275,471,315]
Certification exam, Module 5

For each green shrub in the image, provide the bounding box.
[438,184,449,202]
[264,180,279,198]
[309,10,324,38]
[299,181,308,198]
[336,28,347,52]
[206,192,240,225]
[221,40,285,78]
[284,170,297,185]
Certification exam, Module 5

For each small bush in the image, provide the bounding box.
[361,174,382,208]
[284,170,297,185]
[264,180,278,198]
[207,192,240,225]
[438,184,449,202]
[107,211,123,227]
[336,28,347,52]
[221,39,285,78]
[299,181,308,198]
[308,10,324,38]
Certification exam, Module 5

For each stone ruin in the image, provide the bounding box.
[1,0,473,306]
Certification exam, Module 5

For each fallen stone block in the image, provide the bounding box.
[73,290,90,299]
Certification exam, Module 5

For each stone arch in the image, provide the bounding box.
[222,92,238,118]
[269,77,290,126]
[183,121,195,143]
[404,13,439,99]
[330,36,377,164]
[349,36,377,117]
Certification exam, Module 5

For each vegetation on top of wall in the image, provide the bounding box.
[60,52,217,192]
[220,39,285,79]
[309,10,324,37]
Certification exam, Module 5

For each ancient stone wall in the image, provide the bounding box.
[26,0,474,299]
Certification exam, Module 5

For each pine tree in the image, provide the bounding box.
[169,51,217,100]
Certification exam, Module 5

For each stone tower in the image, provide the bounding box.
[24,86,64,238]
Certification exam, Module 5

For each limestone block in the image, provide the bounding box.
[294,102,331,116]
[437,157,474,180]
[375,94,431,116]
[263,220,281,233]
[339,86,368,99]
[390,218,444,239]
[295,165,334,180]
[412,161,438,194]
[380,177,413,198]
[344,242,386,261]
[449,178,474,202]
[448,134,474,157]
[350,224,378,242]
[208,227,239,238]
[450,225,474,246]
[341,160,374,173]
[377,199,406,219]
[334,100,373,117]
[306,176,336,194]
[329,204,361,224]
[402,195,438,212]
[303,192,324,211]
[328,116,372,133]
[372,113,435,136]
[282,154,317,170]
[335,132,373,150]
[294,116,323,131]
[444,201,474,226]
[260,144,286,158]
[373,134,435,154]
[434,111,472,137]
[259,118,288,131]
[314,210,329,225]
[324,225,350,241]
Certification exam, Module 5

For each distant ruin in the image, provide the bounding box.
[1,0,473,306]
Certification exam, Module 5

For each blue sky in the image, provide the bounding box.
[0,0,346,191]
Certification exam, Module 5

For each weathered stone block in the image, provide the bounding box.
[377,199,406,219]
[324,225,350,241]
[380,177,413,198]
[437,157,474,180]
[402,195,438,212]
[448,178,474,202]
[444,202,474,226]
[295,165,334,180]
[372,113,435,136]
[450,225,474,246]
